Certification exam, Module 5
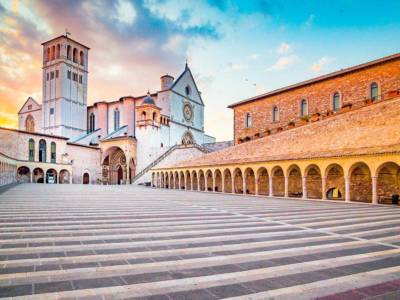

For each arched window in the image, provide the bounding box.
[245,113,252,128]
[56,44,60,58]
[332,92,341,111]
[73,48,78,63]
[89,113,95,132]
[272,106,279,122]
[39,139,46,162]
[28,139,35,162]
[67,45,71,60]
[300,99,308,117]
[152,112,157,121]
[47,48,51,62]
[141,111,146,121]
[51,45,55,60]
[114,109,120,131]
[50,142,56,163]
[25,114,35,132]
[182,131,195,145]
[80,51,84,66]
[370,82,379,101]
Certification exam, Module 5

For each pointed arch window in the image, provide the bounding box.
[80,51,84,66]
[245,113,252,128]
[67,45,71,60]
[333,92,341,111]
[89,113,95,132]
[50,142,56,163]
[28,139,35,162]
[73,48,78,63]
[300,99,308,117]
[39,139,46,162]
[370,82,379,101]
[272,106,279,122]
[114,109,120,131]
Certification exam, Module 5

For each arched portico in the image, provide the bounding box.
[46,169,57,184]
[257,167,269,196]
[349,162,372,202]
[102,146,127,185]
[17,166,30,183]
[325,164,345,200]
[287,165,302,197]
[33,168,44,183]
[233,168,243,194]
[376,162,400,203]
[185,170,191,190]
[305,165,322,199]
[206,170,213,191]
[271,166,285,197]
[59,169,70,184]
[214,169,222,192]
[199,170,205,191]
[244,168,255,194]
[223,169,233,193]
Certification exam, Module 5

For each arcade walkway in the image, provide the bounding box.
[0,184,399,299]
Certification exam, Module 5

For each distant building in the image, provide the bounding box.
[1,34,224,186]
[152,53,400,205]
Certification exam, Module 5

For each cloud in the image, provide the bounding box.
[114,0,136,26]
[266,55,297,71]
[303,14,315,28]
[247,53,259,60]
[162,34,186,53]
[223,62,248,72]
[277,42,291,54]
[311,56,334,72]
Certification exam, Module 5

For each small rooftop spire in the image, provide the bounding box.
[185,58,189,70]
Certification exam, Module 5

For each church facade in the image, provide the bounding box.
[1,34,216,185]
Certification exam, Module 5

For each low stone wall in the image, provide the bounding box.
[0,153,17,187]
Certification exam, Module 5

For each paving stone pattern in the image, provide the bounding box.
[0,184,399,299]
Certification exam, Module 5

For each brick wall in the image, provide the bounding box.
[233,58,400,144]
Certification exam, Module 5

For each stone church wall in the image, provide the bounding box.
[233,58,400,144]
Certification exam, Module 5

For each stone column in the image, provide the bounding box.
[284,176,289,197]
[212,175,216,192]
[302,176,307,199]
[197,177,200,191]
[232,176,235,194]
[321,176,327,200]
[242,176,246,195]
[372,176,378,204]
[255,175,259,195]
[269,176,273,197]
[221,174,225,193]
[345,176,351,202]
[30,172,33,183]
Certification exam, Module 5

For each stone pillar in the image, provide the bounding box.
[255,175,259,195]
[30,172,33,183]
[212,175,216,192]
[197,177,200,191]
[321,176,327,200]
[232,176,235,194]
[345,176,351,202]
[242,176,246,195]
[269,176,273,197]
[372,176,378,204]
[302,176,307,199]
[284,176,289,197]
[221,174,225,193]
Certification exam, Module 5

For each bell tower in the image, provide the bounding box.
[41,34,89,139]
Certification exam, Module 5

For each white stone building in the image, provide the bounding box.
[0,34,222,186]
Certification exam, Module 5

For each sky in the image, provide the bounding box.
[0,0,399,141]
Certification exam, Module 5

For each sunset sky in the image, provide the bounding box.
[0,0,399,141]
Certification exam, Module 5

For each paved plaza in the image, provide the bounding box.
[0,185,399,299]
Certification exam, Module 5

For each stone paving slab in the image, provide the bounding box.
[0,184,399,299]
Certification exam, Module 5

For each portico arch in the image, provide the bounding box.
[206,170,213,191]
[17,166,30,183]
[59,169,70,184]
[271,166,284,196]
[46,169,57,184]
[169,171,173,188]
[325,164,345,200]
[33,168,44,183]
[174,171,179,189]
[223,169,232,193]
[376,162,400,203]
[257,167,269,195]
[185,170,191,190]
[214,169,222,192]
[305,165,322,199]
[192,171,198,190]
[102,147,127,185]
[233,168,243,194]
[349,162,372,202]
[179,171,185,189]
[244,168,255,194]
[199,170,205,191]
[288,165,302,197]
[165,172,169,188]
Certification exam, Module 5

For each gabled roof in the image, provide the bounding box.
[170,64,204,105]
[18,97,41,114]
[228,52,400,108]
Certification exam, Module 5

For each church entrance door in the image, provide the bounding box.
[117,166,123,185]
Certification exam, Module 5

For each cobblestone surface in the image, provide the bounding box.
[0,184,399,299]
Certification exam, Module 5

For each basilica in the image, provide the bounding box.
[0,34,218,185]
